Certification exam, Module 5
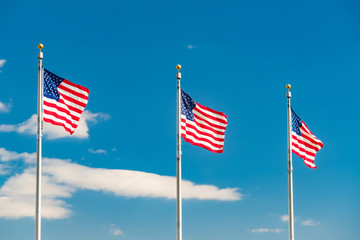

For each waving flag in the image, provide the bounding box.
[43,69,90,134]
[291,108,323,168]
[180,90,227,153]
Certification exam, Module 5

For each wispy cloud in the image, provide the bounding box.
[0,164,10,175]
[0,110,110,139]
[251,228,283,233]
[88,148,107,155]
[0,148,242,219]
[280,214,288,222]
[0,101,11,113]
[280,214,319,226]
[0,59,5,68]
[109,224,123,236]
[187,45,195,49]
[302,219,320,226]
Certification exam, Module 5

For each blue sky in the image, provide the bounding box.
[0,0,359,240]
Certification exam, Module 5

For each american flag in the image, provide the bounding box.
[43,69,90,134]
[181,90,227,153]
[291,108,323,169]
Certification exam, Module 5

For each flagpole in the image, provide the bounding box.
[176,64,182,240]
[35,43,44,240]
[286,84,294,240]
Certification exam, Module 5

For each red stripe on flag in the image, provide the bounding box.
[58,85,89,101]
[195,104,228,125]
[292,148,317,169]
[181,124,224,143]
[292,135,318,155]
[181,133,224,153]
[291,118,323,169]
[44,69,89,135]
[62,79,90,95]
[181,118,225,137]
[43,109,77,129]
[304,160,317,169]
[59,91,88,108]
[57,98,84,115]
[300,130,323,149]
[43,117,74,134]
[292,142,316,158]
[194,112,227,131]
[43,100,80,122]
[181,127,224,149]
[196,103,227,118]
[180,91,227,153]
[193,119,226,135]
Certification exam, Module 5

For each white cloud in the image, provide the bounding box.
[251,228,283,233]
[302,219,320,226]
[280,214,288,222]
[0,101,11,113]
[88,148,107,155]
[187,45,194,49]
[109,224,123,236]
[82,111,111,123]
[44,157,241,201]
[0,110,110,139]
[0,170,74,219]
[0,148,242,219]
[0,148,35,163]
[0,59,5,68]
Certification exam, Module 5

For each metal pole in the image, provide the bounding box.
[286,84,294,240]
[176,64,182,240]
[35,44,44,240]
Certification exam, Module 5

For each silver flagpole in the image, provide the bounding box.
[176,64,182,240]
[35,44,44,240]
[286,84,294,240]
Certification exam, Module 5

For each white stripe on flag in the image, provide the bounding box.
[61,81,90,97]
[44,97,81,119]
[181,129,223,151]
[181,124,225,146]
[193,109,227,128]
[181,117,225,139]
[195,104,227,121]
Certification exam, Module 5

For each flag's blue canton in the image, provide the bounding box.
[291,107,303,136]
[181,90,196,121]
[43,69,64,101]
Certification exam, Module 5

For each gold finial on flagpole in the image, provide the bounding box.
[37,44,43,59]
[286,84,291,98]
[176,65,182,79]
